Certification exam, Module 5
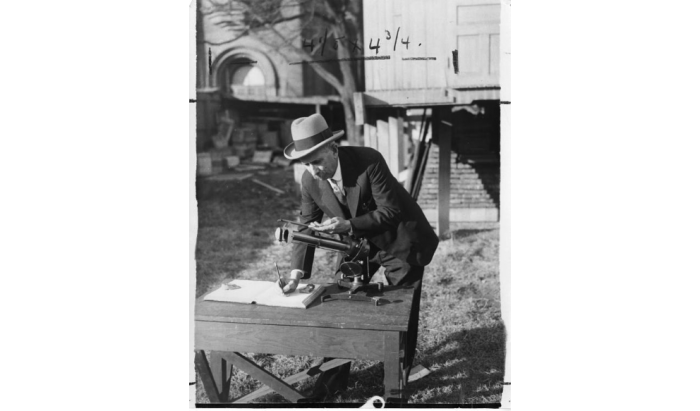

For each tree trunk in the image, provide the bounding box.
[340,92,360,146]
[333,23,360,147]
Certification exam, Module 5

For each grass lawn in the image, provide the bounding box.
[194,165,505,405]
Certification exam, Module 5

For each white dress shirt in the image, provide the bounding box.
[290,158,343,280]
[327,159,344,196]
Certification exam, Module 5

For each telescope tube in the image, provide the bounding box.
[288,232,352,253]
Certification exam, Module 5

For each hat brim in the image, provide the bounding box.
[283,130,345,160]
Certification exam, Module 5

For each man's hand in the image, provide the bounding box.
[309,217,352,234]
[282,278,299,293]
[282,270,303,293]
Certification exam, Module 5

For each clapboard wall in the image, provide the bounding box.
[362,0,501,91]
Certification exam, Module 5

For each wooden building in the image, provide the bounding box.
[354,0,502,234]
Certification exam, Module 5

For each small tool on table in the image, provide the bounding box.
[298,284,315,294]
[275,263,290,296]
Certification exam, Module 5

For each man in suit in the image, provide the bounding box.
[282,113,439,400]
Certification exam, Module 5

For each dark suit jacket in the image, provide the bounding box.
[291,146,439,279]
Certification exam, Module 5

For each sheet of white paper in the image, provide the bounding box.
[203,279,319,309]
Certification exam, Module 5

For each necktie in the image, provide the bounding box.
[329,179,347,206]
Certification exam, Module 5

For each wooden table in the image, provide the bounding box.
[194,284,415,404]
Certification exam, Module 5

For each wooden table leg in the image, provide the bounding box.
[194,350,224,402]
[400,330,410,386]
[210,351,231,401]
[383,332,404,402]
[220,352,305,403]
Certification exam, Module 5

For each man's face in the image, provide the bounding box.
[301,146,337,180]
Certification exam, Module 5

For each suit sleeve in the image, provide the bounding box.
[349,154,402,237]
[290,178,324,279]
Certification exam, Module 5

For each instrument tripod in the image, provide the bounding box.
[321,255,385,306]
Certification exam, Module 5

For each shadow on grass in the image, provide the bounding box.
[438,227,499,242]
[409,323,506,404]
[450,228,498,239]
[285,322,507,405]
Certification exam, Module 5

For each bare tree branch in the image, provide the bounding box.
[203,29,251,46]
[247,14,345,92]
[319,0,341,22]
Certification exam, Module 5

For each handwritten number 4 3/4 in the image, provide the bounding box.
[373,27,410,54]
[370,36,410,54]
[304,28,412,55]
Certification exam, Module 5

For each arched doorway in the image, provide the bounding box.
[231,65,265,86]
[213,49,278,98]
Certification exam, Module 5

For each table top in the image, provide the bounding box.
[195,283,414,332]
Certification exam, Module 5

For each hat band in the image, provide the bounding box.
[294,128,333,151]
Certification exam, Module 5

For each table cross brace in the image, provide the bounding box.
[234,358,352,403]
[196,350,352,404]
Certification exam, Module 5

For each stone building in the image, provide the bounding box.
[195,0,362,155]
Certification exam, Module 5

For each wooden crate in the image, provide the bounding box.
[232,142,256,159]
[231,129,256,144]
[197,153,212,176]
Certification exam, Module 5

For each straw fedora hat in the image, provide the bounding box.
[283,114,344,160]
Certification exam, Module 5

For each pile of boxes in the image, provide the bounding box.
[231,129,257,158]
[197,119,292,177]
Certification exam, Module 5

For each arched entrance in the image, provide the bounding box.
[212,48,278,98]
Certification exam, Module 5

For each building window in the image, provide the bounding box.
[231,65,265,86]
[229,62,269,97]
[220,53,276,98]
